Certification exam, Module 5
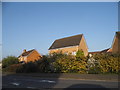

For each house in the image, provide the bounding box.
[0,61,2,70]
[100,31,120,54]
[18,49,42,63]
[88,48,111,56]
[88,51,101,55]
[88,31,120,56]
[110,31,120,53]
[48,34,88,56]
[100,48,110,53]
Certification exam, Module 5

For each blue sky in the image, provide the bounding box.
[2,2,118,58]
[0,2,2,60]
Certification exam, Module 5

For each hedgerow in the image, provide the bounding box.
[93,53,120,74]
[2,52,119,74]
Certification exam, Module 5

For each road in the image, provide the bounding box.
[2,74,119,89]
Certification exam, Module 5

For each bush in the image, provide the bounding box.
[51,53,87,73]
[3,52,119,74]
[48,52,65,62]
[93,53,120,74]
[87,65,101,74]
[76,50,85,60]
[16,61,38,73]
[2,64,22,72]
[16,56,51,73]
[2,56,19,68]
[36,55,51,73]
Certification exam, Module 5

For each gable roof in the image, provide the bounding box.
[89,48,111,55]
[111,31,120,48]
[100,48,110,53]
[116,31,120,36]
[49,34,83,50]
[116,31,120,42]
[18,49,35,57]
[88,51,101,54]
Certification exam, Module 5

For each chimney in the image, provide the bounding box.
[23,49,27,53]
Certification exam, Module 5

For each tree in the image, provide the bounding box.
[75,50,85,60]
[2,56,19,68]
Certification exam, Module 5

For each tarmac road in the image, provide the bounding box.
[2,74,119,89]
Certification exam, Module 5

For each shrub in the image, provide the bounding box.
[2,64,22,72]
[16,56,51,73]
[93,53,120,74]
[36,55,51,73]
[16,61,38,73]
[76,50,84,60]
[48,52,65,62]
[2,56,19,68]
[52,54,87,73]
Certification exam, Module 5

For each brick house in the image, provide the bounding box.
[110,31,120,53]
[48,34,88,56]
[18,49,42,63]
[88,31,120,55]
[100,31,120,54]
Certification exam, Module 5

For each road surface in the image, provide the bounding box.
[2,74,119,89]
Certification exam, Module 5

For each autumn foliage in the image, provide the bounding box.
[2,52,120,74]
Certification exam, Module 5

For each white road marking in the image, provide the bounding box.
[26,86,36,89]
[11,82,20,86]
[12,78,56,84]
[39,80,55,83]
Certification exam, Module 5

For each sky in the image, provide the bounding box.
[2,2,118,59]
[0,2,2,60]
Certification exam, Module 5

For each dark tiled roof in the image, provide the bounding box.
[88,51,101,54]
[100,48,110,53]
[89,48,110,54]
[19,49,35,57]
[49,34,83,50]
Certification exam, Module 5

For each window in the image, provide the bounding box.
[64,52,68,55]
[72,51,76,55]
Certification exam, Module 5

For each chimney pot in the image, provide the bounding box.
[23,49,26,53]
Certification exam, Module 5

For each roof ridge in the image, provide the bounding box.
[55,34,83,41]
[27,49,35,52]
[19,49,35,57]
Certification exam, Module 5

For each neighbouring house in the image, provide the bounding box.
[88,51,101,55]
[0,62,2,70]
[110,31,120,53]
[88,51,101,56]
[100,48,111,53]
[18,49,42,63]
[48,34,88,56]
[100,31,120,54]
[88,48,111,56]
[88,31,120,56]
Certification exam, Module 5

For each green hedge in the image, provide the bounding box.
[51,53,87,73]
[93,53,120,74]
[2,56,19,68]
[2,53,119,74]
[16,56,51,73]
[2,64,22,72]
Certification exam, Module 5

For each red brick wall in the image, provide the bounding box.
[49,46,79,55]
[112,34,120,53]
[78,36,88,56]
[26,50,42,62]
